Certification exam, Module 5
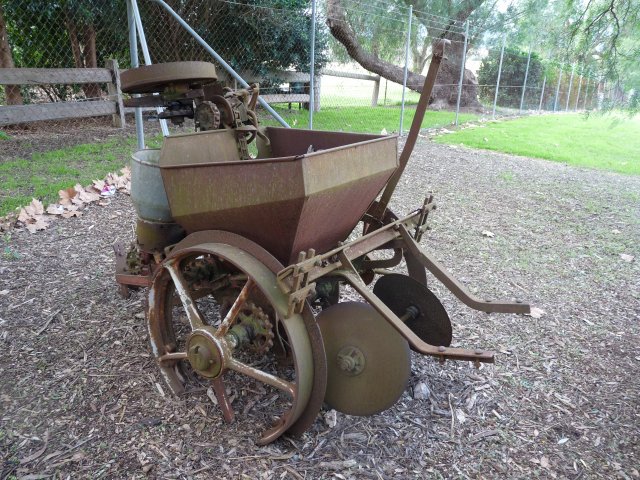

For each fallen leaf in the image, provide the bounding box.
[481,230,495,238]
[527,307,545,319]
[19,431,49,464]
[620,253,634,262]
[62,210,82,219]
[26,198,44,216]
[558,438,569,445]
[78,189,100,203]
[92,179,106,192]
[324,409,337,428]
[59,187,76,205]
[455,408,467,424]
[17,208,30,223]
[46,204,64,215]
[540,456,550,469]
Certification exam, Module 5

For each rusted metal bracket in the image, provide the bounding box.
[277,200,530,321]
[334,264,494,364]
[397,225,530,314]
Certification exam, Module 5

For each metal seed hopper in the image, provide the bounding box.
[115,43,530,445]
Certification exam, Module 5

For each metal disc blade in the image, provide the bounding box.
[121,61,218,94]
[373,273,452,348]
[317,302,411,416]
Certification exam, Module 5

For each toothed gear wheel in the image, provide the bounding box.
[237,302,274,353]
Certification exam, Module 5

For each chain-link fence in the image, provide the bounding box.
[0,0,608,140]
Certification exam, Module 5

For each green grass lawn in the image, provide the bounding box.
[0,136,143,217]
[0,105,476,217]
[264,106,478,134]
[435,113,640,175]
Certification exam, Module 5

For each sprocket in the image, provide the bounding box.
[235,302,275,354]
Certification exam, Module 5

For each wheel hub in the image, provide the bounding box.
[336,346,365,376]
[187,327,226,378]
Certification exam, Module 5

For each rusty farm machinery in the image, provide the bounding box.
[114,42,531,445]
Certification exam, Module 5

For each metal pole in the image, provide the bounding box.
[553,67,562,112]
[399,5,412,135]
[565,63,575,111]
[582,76,590,110]
[454,21,469,126]
[131,0,169,137]
[519,46,531,112]
[574,66,583,110]
[151,0,290,128]
[492,35,506,118]
[126,0,144,149]
[309,0,317,129]
[538,76,546,111]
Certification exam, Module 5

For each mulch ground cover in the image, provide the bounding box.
[1,139,638,479]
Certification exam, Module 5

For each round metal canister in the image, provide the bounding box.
[130,149,173,222]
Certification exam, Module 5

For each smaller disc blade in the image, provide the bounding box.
[317,302,411,416]
[373,273,452,348]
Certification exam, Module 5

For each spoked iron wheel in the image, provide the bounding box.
[148,242,316,444]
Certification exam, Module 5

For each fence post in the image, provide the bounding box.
[399,5,412,135]
[371,76,380,107]
[309,0,317,129]
[454,20,469,126]
[106,59,126,128]
[574,66,583,110]
[492,35,506,119]
[553,67,562,112]
[126,0,144,150]
[519,46,531,113]
[538,76,546,111]
[131,0,169,137]
[565,63,575,111]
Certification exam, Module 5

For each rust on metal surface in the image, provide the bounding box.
[116,57,536,444]
[147,241,318,445]
[159,128,398,264]
[317,301,411,416]
[121,61,218,94]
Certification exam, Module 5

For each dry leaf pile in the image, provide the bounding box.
[1,142,638,479]
[9,167,131,234]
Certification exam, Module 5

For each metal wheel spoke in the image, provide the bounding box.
[165,258,204,329]
[211,377,235,423]
[215,278,254,337]
[157,352,188,364]
[227,358,295,398]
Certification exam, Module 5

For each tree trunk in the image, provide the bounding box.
[0,3,23,105]
[429,37,480,110]
[326,0,425,91]
[66,16,102,99]
[81,24,102,99]
[326,0,481,109]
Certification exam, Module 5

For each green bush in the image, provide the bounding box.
[478,47,544,108]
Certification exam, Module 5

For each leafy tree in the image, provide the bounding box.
[478,47,544,108]
[2,0,326,102]
[139,0,327,86]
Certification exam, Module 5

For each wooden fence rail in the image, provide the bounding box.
[0,60,125,127]
[0,64,383,127]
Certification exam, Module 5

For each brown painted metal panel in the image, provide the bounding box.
[266,127,389,158]
[160,129,241,166]
[160,129,398,264]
